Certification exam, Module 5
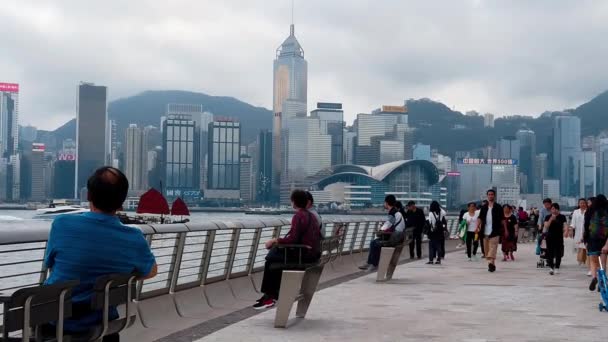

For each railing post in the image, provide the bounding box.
[136,234,154,299]
[348,222,360,254]
[272,225,282,239]
[200,230,216,285]
[224,228,241,280]
[246,229,263,275]
[169,232,187,293]
[359,222,371,252]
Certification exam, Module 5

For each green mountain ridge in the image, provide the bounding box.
[45,89,608,158]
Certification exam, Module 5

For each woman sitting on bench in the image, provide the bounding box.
[254,190,322,310]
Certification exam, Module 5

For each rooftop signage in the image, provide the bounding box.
[458,158,518,165]
[0,83,19,93]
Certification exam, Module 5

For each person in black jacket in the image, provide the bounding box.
[476,189,503,272]
[406,201,426,259]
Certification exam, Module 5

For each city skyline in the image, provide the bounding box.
[2,1,608,130]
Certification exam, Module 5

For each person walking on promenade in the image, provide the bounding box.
[585,195,608,291]
[570,198,588,271]
[462,202,480,261]
[255,190,321,309]
[359,195,405,270]
[426,201,447,265]
[406,200,426,259]
[477,189,503,272]
[501,205,518,261]
[543,203,568,275]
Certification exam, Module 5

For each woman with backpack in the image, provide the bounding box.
[585,195,608,291]
[426,201,447,265]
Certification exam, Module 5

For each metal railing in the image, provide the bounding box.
[0,215,459,323]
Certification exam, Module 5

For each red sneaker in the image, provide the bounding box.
[253,298,276,310]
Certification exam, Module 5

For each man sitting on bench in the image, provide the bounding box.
[43,167,158,341]
[359,195,405,271]
[254,190,322,310]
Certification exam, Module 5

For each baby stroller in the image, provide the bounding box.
[598,253,608,312]
[535,233,547,268]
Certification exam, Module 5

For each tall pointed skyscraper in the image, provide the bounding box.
[272,22,308,201]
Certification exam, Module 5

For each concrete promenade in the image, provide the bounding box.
[197,244,607,342]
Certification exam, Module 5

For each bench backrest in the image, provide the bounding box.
[2,280,78,339]
[319,224,345,265]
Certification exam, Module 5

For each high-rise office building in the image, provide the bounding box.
[600,139,608,195]
[0,83,20,201]
[311,103,344,166]
[496,136,520,160]
[553,115,581,196]
[20,125,37,142]
[52,160,75,199]
[579,150,597,198]
[106,119,118,167]
[484,113,495,128]
[354,105,408,166]
[413,143,432,161]
[272,23,308,196]
[543,179,560,200]
[162,114,200,201]
[168,104,212,191]
[30,143,46,201]
[284,117,331,180]
[256,130,273,203]
[240,155,253,203]
[207,120,241,202]
[516,128,536,193]
[378,140,404,164]
[343,129,357,165]
[534,153,549,194]
[75,83,107,199]
[125,124,146,191]
[0,83,19,158]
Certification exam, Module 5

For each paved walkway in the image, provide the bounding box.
[197,244,607,342]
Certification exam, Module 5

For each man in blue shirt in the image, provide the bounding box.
[44,167,157,341]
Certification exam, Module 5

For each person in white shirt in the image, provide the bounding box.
[462,202,480,261]
[570,198,588,273]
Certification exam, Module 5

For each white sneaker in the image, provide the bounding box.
[554,269,560,275]
[468,258,472,262]
[587,271,592,277]
[549,268,554,275]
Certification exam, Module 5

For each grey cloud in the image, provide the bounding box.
[1,0,607,129]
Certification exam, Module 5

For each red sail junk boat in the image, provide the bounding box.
[118,189,190,224]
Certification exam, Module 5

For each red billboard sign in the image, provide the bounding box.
[0,83,19,93]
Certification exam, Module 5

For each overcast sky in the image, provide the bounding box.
[2,0,608,130]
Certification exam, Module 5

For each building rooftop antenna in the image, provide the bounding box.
[290,0,295,36]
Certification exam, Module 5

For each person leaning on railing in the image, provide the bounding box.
[254,190,322,310]
[42,167,158,342]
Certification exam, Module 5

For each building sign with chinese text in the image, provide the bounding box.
[0,83,19,93]
[457,158,518,166]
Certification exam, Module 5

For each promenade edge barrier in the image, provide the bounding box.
[0,216,459,335]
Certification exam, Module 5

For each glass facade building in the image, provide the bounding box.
[553,115,581,196]
[75,83,107,198]
[579,150,597,198]
[256,130,273,203]
[516,129,536,193]
[313,160,441,208]
[284,117,331,180]
[311,103,344,166]
[207,121,241,190]
[0,83,20,201]
[162,114,200,201]
[272,24,308,196]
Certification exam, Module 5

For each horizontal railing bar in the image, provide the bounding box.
[0,247,46,254]
[0,282,41,292]
[0,270,44,280]
[0,259,44,267]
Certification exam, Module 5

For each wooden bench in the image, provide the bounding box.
[272,227,344,328]
[376,228,414,282]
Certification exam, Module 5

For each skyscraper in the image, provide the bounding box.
[284,117,331,180]
[310,103,344,166]
[579,150,597,198]
[75,83,107,198]
[600,139,608,195]
[256,130,273,203]
[207,120,241,203]
[240,154,253,203]
[272,23,308,197]
[106,119,118,167]
[162,114,200,202]
[534,153,549,194]
[0,83,20,201]
[30,143,46,201]
[516,128,536,193]
[496,136,520,160]
[125,124,146,191]
[354,105,408,166]
[553,115,581,196]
